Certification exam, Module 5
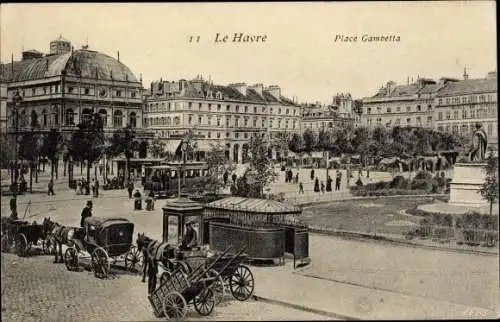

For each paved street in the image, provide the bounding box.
[1,253,329,321]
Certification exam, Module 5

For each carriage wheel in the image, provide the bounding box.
[194,288,215,316]
[43,235,56,255]
[125,246,144,273]
[91,247,110,279]
[64,247,79,271]
[160,270,171,286]
[229,265,255,301]
[162,291,187,320]
[15,233,28,257]
[1,234,10,252]
[207,269,225,305]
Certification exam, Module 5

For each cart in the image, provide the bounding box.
[149,246,242,320]
[1,217,50,256]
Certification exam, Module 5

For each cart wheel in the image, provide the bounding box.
[194,288,215,316]
[43,235,56,255]
[229,265,254,301]
[125,245,144,273]
[91,247,110,279]
[64,247,79,271]
[207,269,225,305]
[160,271,171,285]
[177,261,190,276]
[1,234,10,252]
[15,233,28,257]
[162,291,187,320]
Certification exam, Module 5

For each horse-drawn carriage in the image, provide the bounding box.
[149,246,250,320]
[63,217,143,278]
[1,217,52,256]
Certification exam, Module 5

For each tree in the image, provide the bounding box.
[107,124,140,185]
[69,114,105,187]
[479,155,499,216]
[18,131,42,193]
[203,142,236,194]
[273,131,292,161]
[232,134,277,198]
[288,133,305,168]
[317,128,335,177]
[302,128,317,166]
[39,129,63,181]
[351,126,371,167]
[149,138,167,158]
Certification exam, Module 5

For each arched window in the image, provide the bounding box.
[161,117,166,125]
[113,110,123,128]
[166,117,171,125]
[30,110,38,127]
[129,112,137,127]
[155,103,159,112]
[42,109,48,127]
[81,108,93,124]
[174,117,180,125]
[65,109,74,125]
[20,110,26,127]
[99,109,108,127]
[160,103,165,111]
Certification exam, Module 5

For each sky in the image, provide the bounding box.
[1,2,497,103]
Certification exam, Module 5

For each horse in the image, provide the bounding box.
[136,233,175,294]
[42,217,81,264]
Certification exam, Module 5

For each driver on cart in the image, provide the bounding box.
[179,221,198,251]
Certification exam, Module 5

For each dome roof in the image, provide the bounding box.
[14,49,138,82]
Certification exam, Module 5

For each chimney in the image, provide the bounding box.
[249,83,263,96]
[117,51,120,62]
[229,82,248,96]
[266,85,281,99]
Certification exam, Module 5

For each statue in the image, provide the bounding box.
[470,123,488,162]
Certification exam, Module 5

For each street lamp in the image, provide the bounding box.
[178,139,188,198]
[11,89,22,217]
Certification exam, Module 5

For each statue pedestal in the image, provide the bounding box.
[449,162,488,206]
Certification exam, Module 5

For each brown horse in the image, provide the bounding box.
[42,218,81,263]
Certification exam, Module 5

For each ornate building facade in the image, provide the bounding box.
[434,71,498,150]
[301,93,356,132]
[144,76,301,163]
[361,78,447,129]
[1,37,145,137]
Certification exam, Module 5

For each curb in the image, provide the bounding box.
[252,294,361,321]
[296,194,447,208]
[308,229,498,256]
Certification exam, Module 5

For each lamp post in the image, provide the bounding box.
[11,89,22,217]
[178,140,188,198]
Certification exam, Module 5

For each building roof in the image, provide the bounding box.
[1,49,138,83]
[435,78,497,97]
[205,197,301,214]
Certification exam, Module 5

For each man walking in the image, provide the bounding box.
[335,170,342,191]
[299,181,304,194]
[94,178,99,198]
[47,179,55,196]
[127,180,134,199]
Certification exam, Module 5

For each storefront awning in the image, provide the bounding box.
[165,139,182,153]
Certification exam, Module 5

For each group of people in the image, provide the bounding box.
[75,178,100,197]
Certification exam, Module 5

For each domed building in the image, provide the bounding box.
[1,37,145,133]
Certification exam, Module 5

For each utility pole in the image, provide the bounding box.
[11,89,22,217]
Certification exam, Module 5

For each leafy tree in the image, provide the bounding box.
[302,128,317,166]
[288,133,305,168]
[107,124,140,185]
[317,128,335,177]
[272,131,292,161]
[351,126,371,167]
[69,114,105,187]
[232,134,277,198]
[18,131,42,192]
[204,142,236,194]
[149,138,167,158]
[0,132,14,169]
[39,129,63,181]
[479,155,499,216]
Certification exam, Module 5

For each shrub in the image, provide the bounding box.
[355,178,363,186]
[414,171,433,181]
[389,175,408,189]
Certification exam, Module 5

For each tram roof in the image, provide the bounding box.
[148,162,208,170]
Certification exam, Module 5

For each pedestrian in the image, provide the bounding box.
[299,181,304,194]
[80,200,93,227]
[232,173,237,184]
[223,171,229,185]
[326,175,332,192]
[95,178,99,198]
[314,177,320,192]
[91,179,96,197]
[295,173,299,184]
[321,181,325,194]
[47,179,55,196]
[310,169,315,181]
[335,170,341,191]
[127,180,134,199]
[134,189,142,210]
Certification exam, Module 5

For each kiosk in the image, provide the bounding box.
[162,198,203,244]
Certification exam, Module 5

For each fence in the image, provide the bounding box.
[281,190,353,206]
[306,222,499,249]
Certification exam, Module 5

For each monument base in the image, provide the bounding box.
[449,162,488,206]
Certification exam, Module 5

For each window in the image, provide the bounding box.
[367,108,371,114]
[113,110,123,128]
[208,132,212,138]
[84,88,90,95]
[446,111,451,120]
[244,118,248,127]
[406,106,411,112]
[461,124,468,133]
[262,107,266,113]
[167,103,171,111]
[65,109,74,125]
[68,87,74,94]
[427,116,432,124]
[487,123,493,135]
[293,120,297,128]
[236,105,239,112]
[166,117,171,125]
[217,132,221,138]
[235,133,239,138]
[208,104,212,111]
[462,109,467,119]
[129,112,137,127]
[438,99,442,105]
[452,125,458,133]
[396,106,401,112]
[254,106,257,113]
[244,106,248,113]
[188,102,192,108]
[417,105,421,111]
[235,117,240,127]
[395,118,400,125]
[217,104,221,111]
[406,118,411,124]
[188,115,193,125]
[286,108,289,115]
[55,85,59,93]
[217,117,221,126]
[453,110,459,119]
[470,107,476,118]
[226,105,230,111]
[131,92,136,98]
[226,116,231,127]
[438,112,443,121]
[174,117,180,125]
[226,132,230,138]
[244,133,248,139]
[253,118,257,127]
[198,103,202,110]
[116,90,122,97]
[416,116,421,125]
[262,119,266,127]
[270,108,273,114]
[387,107,392,113]
[427,104,432,110]
[198,116,202,124]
